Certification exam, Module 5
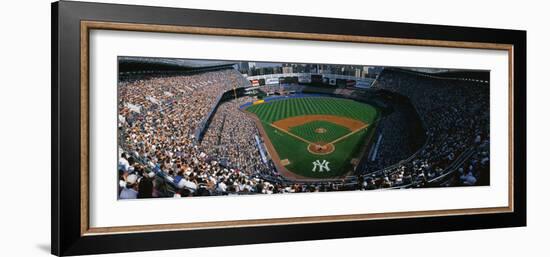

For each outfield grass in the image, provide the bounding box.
[246,97,378,178]
[246,97,377,124]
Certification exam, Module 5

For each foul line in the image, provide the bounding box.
[268,123,316,145]
[328,124,369,145]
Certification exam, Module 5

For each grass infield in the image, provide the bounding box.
[290,120,350,143]
[246,97,378,179]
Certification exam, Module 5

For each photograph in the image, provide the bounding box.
[117,56,490,199]
[44,1,529,255]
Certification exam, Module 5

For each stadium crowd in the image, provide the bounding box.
[365,68,490,188]
[200,96,276,177]
[117,67,491,200]
[365,107,418,171]
[117,69,276,199]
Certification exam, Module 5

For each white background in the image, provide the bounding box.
[0,0,546,256]
[90,30,509,228]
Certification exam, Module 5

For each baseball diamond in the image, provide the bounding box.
[245,96,378,179]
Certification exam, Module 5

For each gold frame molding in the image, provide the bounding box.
[80,20,514,236]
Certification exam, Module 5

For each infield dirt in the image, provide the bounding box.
[272,114,366,131]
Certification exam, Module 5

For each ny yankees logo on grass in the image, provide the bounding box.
[312,160,330,172]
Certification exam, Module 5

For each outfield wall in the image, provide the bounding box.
[247,73,376,89]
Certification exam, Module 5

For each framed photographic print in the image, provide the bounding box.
[51,1,526,256]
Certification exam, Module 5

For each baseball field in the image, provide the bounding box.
[245,96,378,179]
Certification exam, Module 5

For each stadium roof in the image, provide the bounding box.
[394,67,490,82]
[119,56,237,73]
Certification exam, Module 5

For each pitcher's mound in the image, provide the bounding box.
[307,143,335,155]
[314,127,327,134]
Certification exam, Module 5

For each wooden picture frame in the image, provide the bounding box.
[52,1,526,256]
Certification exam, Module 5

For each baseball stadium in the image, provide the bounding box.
[117,57,490,199]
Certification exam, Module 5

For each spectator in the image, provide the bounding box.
[119,174,139,199]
